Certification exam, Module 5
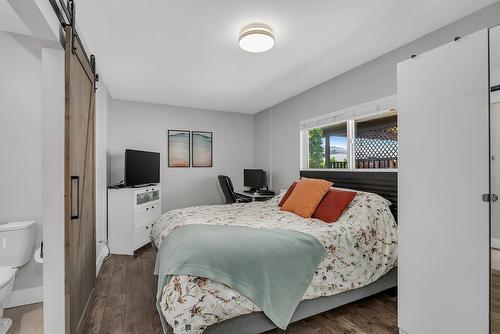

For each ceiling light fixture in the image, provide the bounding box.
[238,23,275,53]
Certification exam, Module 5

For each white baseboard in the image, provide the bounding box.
[492,238,500,250]
[5,286,43,308]
[96,243,109,275]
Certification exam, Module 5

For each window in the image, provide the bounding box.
[303,109,397,170]
[308,122,349,169]
[355,113,398,169]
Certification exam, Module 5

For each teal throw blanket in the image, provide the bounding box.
[155,224,327,331]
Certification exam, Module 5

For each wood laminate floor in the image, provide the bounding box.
[82,245,398,334]
[492,269,500,333]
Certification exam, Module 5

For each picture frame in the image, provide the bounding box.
[168,130,190,167]
[192,131,213,167]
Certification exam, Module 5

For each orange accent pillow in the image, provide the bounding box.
[280,178,332,218]
[312,188,357,223]
[278,182,297,207]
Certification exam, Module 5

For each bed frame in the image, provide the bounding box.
[167,170,398,334]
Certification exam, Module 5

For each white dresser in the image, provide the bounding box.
[108,185,161,255]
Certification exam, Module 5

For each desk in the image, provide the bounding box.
[235,191,275,202]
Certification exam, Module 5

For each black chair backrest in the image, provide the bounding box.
[218,175,237,204]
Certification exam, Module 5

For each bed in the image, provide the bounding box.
[150,171,398,334]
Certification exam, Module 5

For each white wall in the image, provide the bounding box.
[491,26,500,87]
[41,45,65,334]
[253,1,500,192]
[95,82,110,272]
[108,100,255,211]
[0,32,43,299]
[254,109,273,188]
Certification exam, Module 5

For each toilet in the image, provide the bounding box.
[0,221,36,333]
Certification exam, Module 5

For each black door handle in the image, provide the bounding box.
[71,176,80,219]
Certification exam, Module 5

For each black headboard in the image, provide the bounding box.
[299,170,398,221]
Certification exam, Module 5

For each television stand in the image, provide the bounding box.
[108,184,161,255]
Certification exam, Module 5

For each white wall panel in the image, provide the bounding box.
[398,29,489,333]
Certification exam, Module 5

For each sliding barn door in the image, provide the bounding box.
[398,29,490,333]
[64,26,96,334]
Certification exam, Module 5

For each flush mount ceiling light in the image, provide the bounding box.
[238,23,275,53]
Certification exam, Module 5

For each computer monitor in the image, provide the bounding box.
[244,169,264,191]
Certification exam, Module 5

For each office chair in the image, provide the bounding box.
[218,175,252,204]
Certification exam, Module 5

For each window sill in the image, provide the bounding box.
[302,168,398,173]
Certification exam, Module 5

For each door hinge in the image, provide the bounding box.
[483,193,499,202]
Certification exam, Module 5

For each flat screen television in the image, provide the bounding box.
[124,149,160,187]
[244,169,264,190]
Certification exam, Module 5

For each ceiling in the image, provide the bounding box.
[75,0,497,114]
[0,0,31,35]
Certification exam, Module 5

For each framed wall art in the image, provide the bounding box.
[192,131,213,167]
[168,130,190,167]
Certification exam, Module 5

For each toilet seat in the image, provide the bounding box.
[0,267,14,290]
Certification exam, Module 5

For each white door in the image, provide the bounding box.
[398,29,489,334]
[490,25,500,334]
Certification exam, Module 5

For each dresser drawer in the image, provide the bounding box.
[134,203,160,230]
[135,188,160,207]
[134,224,152,250]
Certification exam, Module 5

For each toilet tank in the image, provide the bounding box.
[0,221,36,268]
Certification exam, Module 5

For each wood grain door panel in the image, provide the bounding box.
[64,26,96,334]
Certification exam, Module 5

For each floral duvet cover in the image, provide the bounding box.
[150,191,398,334]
